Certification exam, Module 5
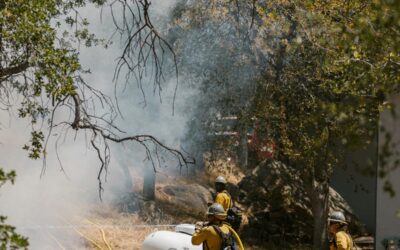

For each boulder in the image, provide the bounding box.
[115,182,212,223]
[238,160,366,245]
[156,183,212,219]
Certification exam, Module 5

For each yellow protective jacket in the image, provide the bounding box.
[330,231,354,250]
[191,223,230,250]
[192,223,244,250]
[215,190,232,212]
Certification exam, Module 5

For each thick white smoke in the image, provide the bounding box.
[0,1,192,249]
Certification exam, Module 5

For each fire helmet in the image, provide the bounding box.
[329,211,347,225]
[206,203,227,220]
[215,176,227,184]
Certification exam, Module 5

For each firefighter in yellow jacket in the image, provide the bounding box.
[214,176,232,211]
[192,203,244,250]
[329,211,354,250]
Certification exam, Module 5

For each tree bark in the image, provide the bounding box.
[0,62,30,79]
[238,123,248,168]
[307,179,330,250]
[143,164,156,200]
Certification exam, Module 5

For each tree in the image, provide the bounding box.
[170,0,261,169]
[250,0,399,248]
[2,0,399,248]
[271,1,400,248]
[170,0,400,249]
[0,0,192,194]
[143,162,156,200]
[1,0,192,246]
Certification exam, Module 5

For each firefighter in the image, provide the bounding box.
[192,203,244,250]
[213,175,242,231]
[329,211,354,250]
[214,176,232,211]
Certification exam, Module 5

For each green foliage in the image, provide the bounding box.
[0,169,16,186]
[172,0,400,248]
[0,216,29,250]
[175,0,399,184]
[0,0,104,160]
[0,1,107,248]
[22,131,45,160]
[0,170,29,249]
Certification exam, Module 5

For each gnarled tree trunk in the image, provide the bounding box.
[143,165,156,200]
[307,179,330,250]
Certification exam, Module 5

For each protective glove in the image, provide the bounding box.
[195,221,207,230]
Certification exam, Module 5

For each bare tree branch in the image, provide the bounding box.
[66,90,194,198]
[1,0,191,198]
[107,0,179,112]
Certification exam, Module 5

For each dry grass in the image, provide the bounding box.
[75,206,175,250]
[203,152,246,185]
[62,199,271,250]
[71,164,256,250]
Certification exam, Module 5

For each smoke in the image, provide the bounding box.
[0,1,193,249]
[166,1,266,165]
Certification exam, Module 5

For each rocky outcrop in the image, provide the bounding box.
[115,160,365,247]
[237,160,365,245]
[156,183,212,219]
[115,182,212,223]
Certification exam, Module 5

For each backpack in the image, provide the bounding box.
[212,225,239,250]
[223,191,242,231]
[226,207,242,231]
